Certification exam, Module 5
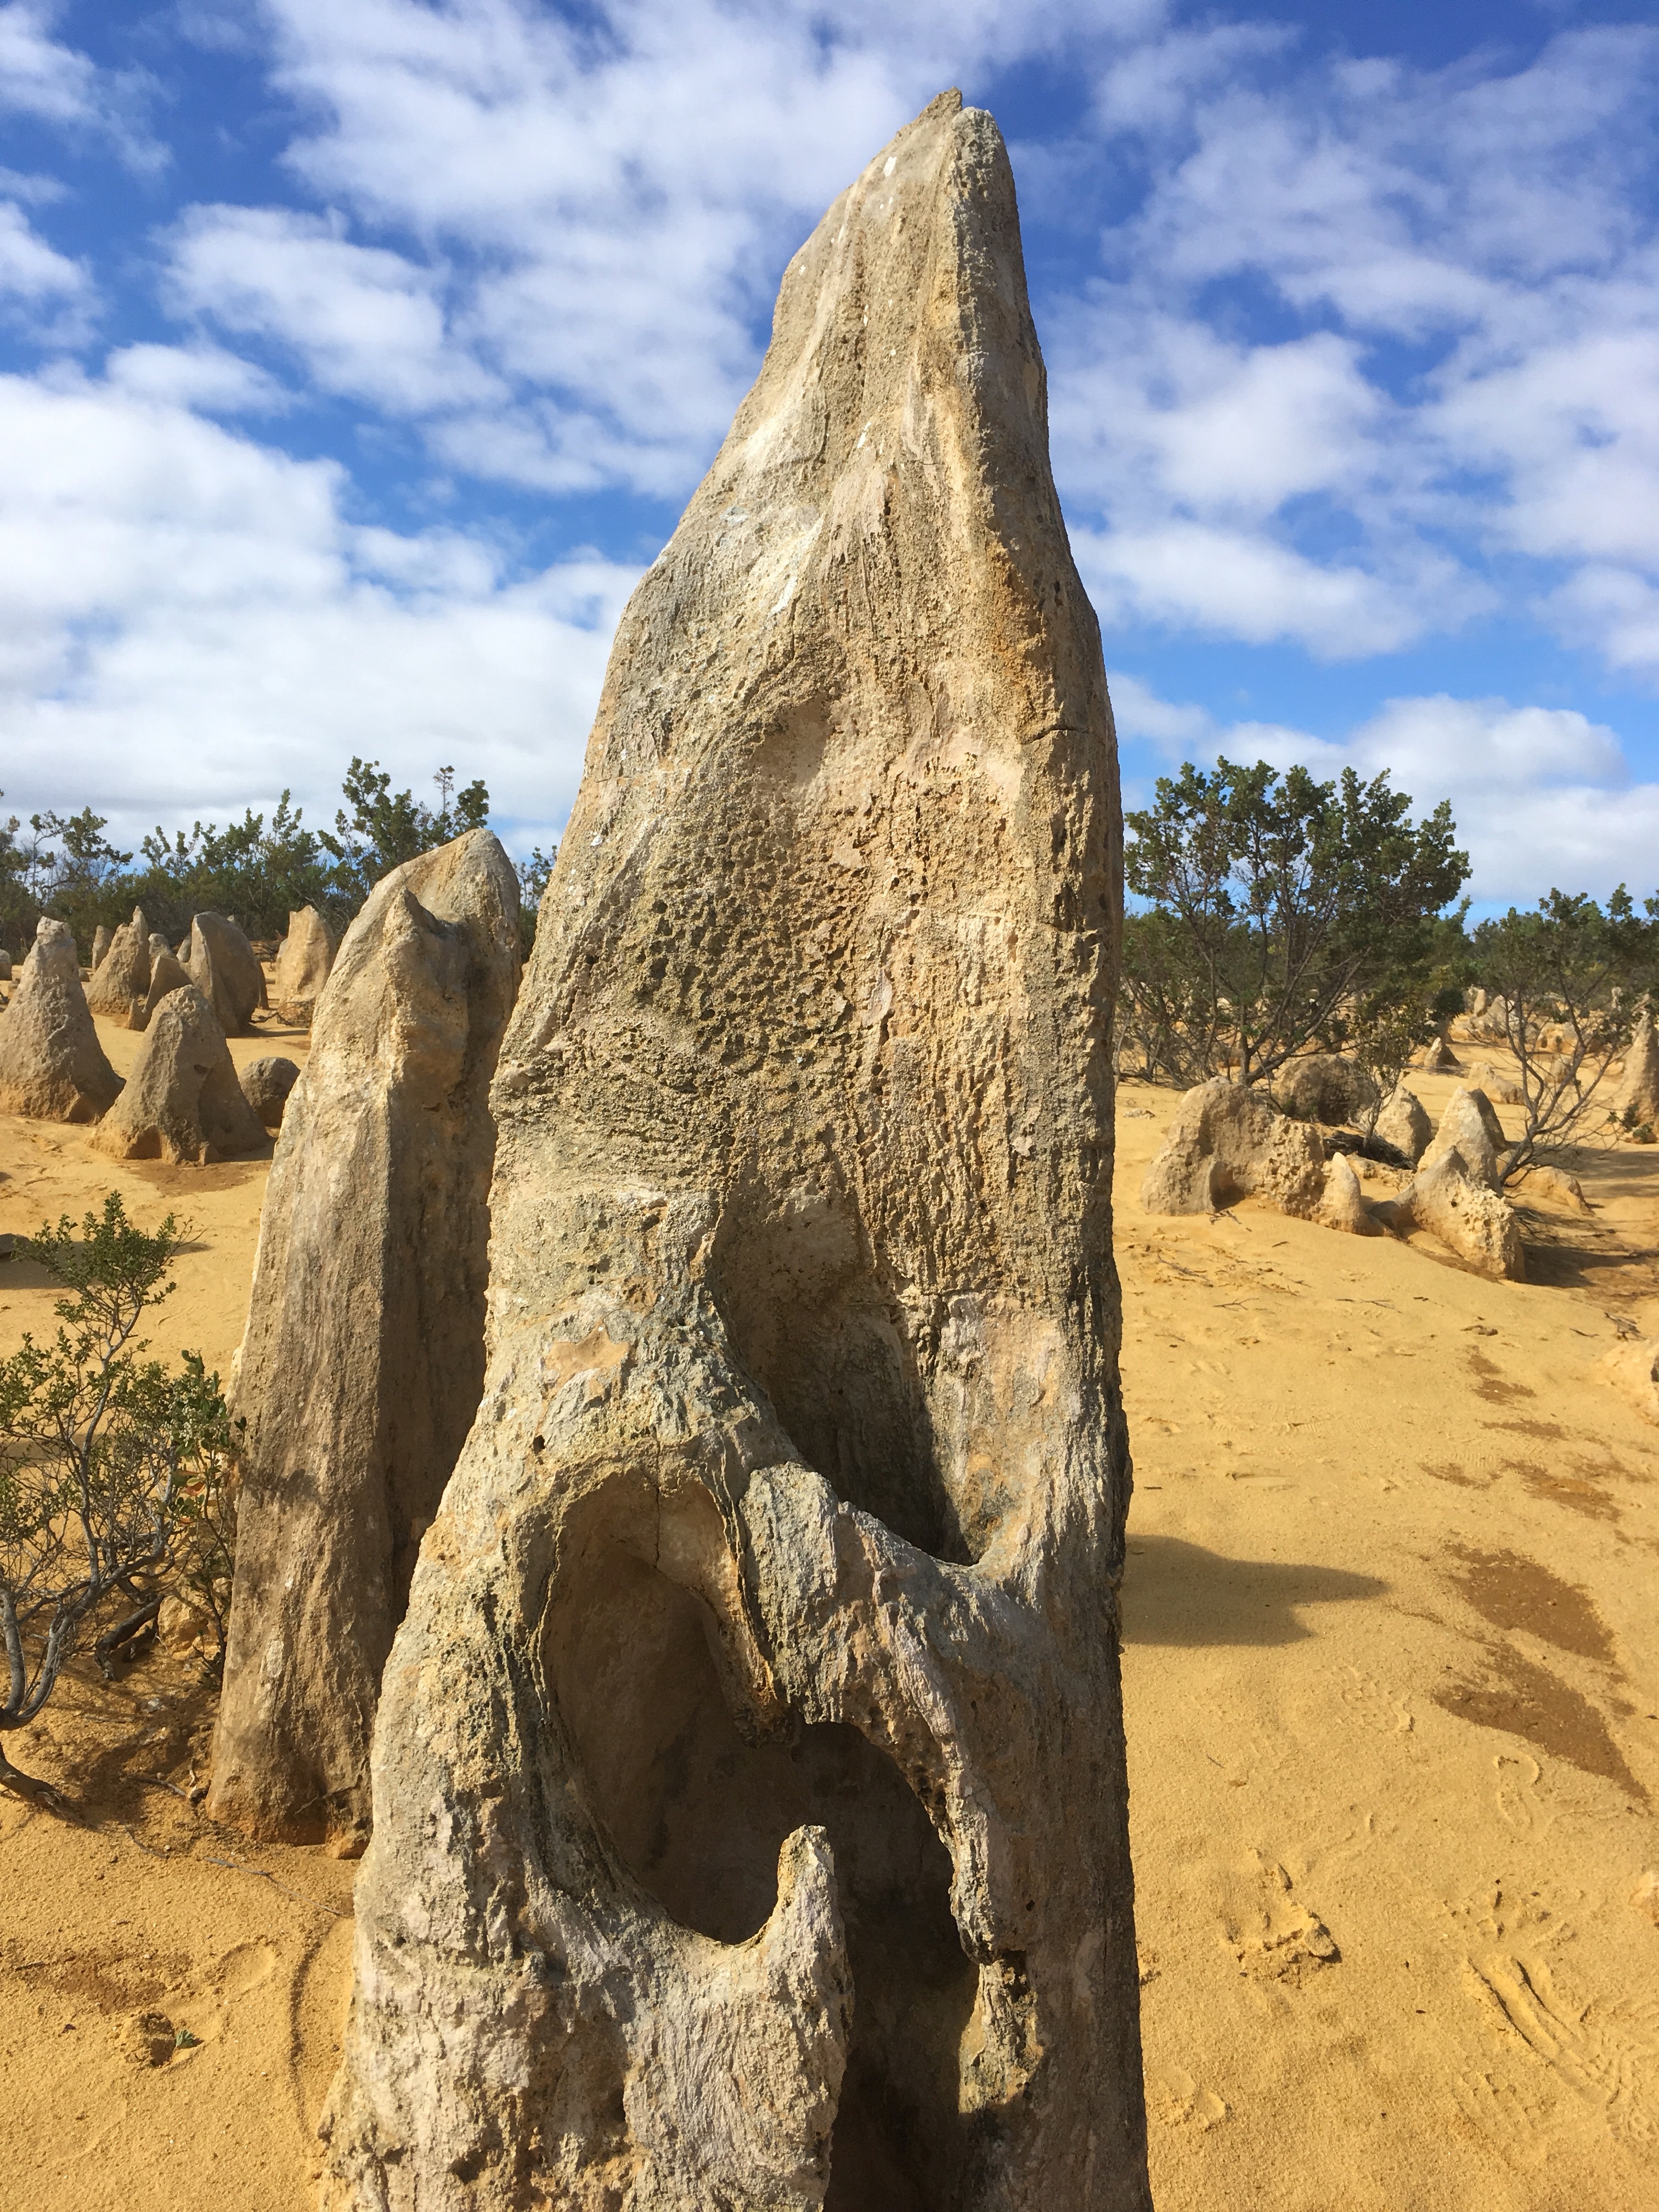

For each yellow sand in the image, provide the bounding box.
[1,1021,1655,2210]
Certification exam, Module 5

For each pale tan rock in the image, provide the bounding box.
[157,1595,209,1652]
[1392,1147,1525,1280]
[87,906,153,1027]
[137,947,191,1030]
[1422,1085,1506,1192]
[239,1053,300,1128]
[270,905,335,1028]
[1422,1035,1462,1072]
[1323,1152,1381,1235]
[1614,1010,1659,1129]
[90,925,112,972]
[1632,1869,1659,1925]
[1374,1083,1431,1164]
[1141,1077,1326,1218]
[210,829,520,1855]
[1599,1336,1659,1424]
[184,911,266,1035]
[1272,1053,1376,1127]
[1520,1165,1592,1214]
[320,94,1149,2212]
[92,984,266,1165]
[1464,1060,1525,1107]
[0,917,121,1121]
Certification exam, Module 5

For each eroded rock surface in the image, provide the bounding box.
[272,906,336,1028]
[138,947,191,1030]
[240,1053,301,1128]
[1390,1147,1526,1280]
[184,911,266,1035]
[320,93,1148,2212]
[87,907,152,1028]
[1141,1076,1325,1219]
[0,918,121,1122]
[1422,1085,1506,1191]
[92,984,266,1165]
[210,829,521,1854]
[1615,1010,1659,1129]
[1374,1083,1431,1164]
[1272,1053,1376,1128]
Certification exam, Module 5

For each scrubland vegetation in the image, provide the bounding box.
[0,760,554,961]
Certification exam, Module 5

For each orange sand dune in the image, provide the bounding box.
[1,1023,1656,2210]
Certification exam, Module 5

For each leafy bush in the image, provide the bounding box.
[1121,757,1469,1104]
[0,1197,238,1802]
[1470,887,1659,1180]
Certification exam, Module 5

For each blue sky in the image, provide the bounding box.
[2,1,1658,908]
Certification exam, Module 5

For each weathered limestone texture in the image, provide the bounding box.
[1322,1152,1381,1235]
[87,906,152,1026]
[89,924,112,973]
[92,983,267,1165]
[272,905,337,1028]
[1615,1009,1659,1128]
[1421,1085,1506,1191]
[138,947,191,1030]
[1389,1148,1526,1280]
[0,918,121,1121]
[1141,1076,1325,1218]
[321,92,1148,2212]
[1374,1083,1431,1164]
[184,910,266,1034]
[240,1053,301,1128]
[1272,1052,1376,1128]
[209,830,521,1853]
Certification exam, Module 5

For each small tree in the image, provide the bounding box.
[321,757,491,910]
[1471,888,1658,1182]
[1122,758,1469,1090]
[0,1197,238,1802]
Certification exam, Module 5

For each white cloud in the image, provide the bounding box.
[1076,519,1451,658]
[0,369,637,853]
[0,1,163,170]
[103,341,286,413]
[0,196,82,300]
[1115,676,1658,904]
[1051,22,1659,672]
[165,206,505,415]
[0,2,95,126]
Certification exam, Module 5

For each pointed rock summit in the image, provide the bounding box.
[321,95,1149,2212]
[92,984,267,1165]
[87,907,153,1026]
[209,830,521,1855]
[270,905,335,1027]
[0,918,121,1122]
[184,911,266,1035]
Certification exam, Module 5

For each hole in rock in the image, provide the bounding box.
[554,1546,981,2205]
[708,1195,974,1562]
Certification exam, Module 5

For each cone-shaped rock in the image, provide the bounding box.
[137,947,191,1032]
[270,905,335,1027]
[92,984,266,1164]
[320,94,1148,2212]
[0,919,121,1121]
[184,911,266,1034]
[1615,1009,1659,1128]
[239,1053,301,1128]
[209,830,520,1854]
[90,925,112,972]
[87,907,153,1027]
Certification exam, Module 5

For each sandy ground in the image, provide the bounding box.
[1,1015,1656,2210]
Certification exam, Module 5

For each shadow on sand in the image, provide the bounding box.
[1120,1534,1385,1647]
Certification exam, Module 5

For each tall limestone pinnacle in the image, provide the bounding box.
[321,91,1149,2212]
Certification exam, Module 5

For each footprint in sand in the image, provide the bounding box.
[1450,1886,1659,2149]
[1147,2062,1229,2131]
[165,1938,279,2052]
[1221,1854,1340,1987]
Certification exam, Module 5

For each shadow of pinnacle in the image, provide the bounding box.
[1120,1534,1386,1647]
